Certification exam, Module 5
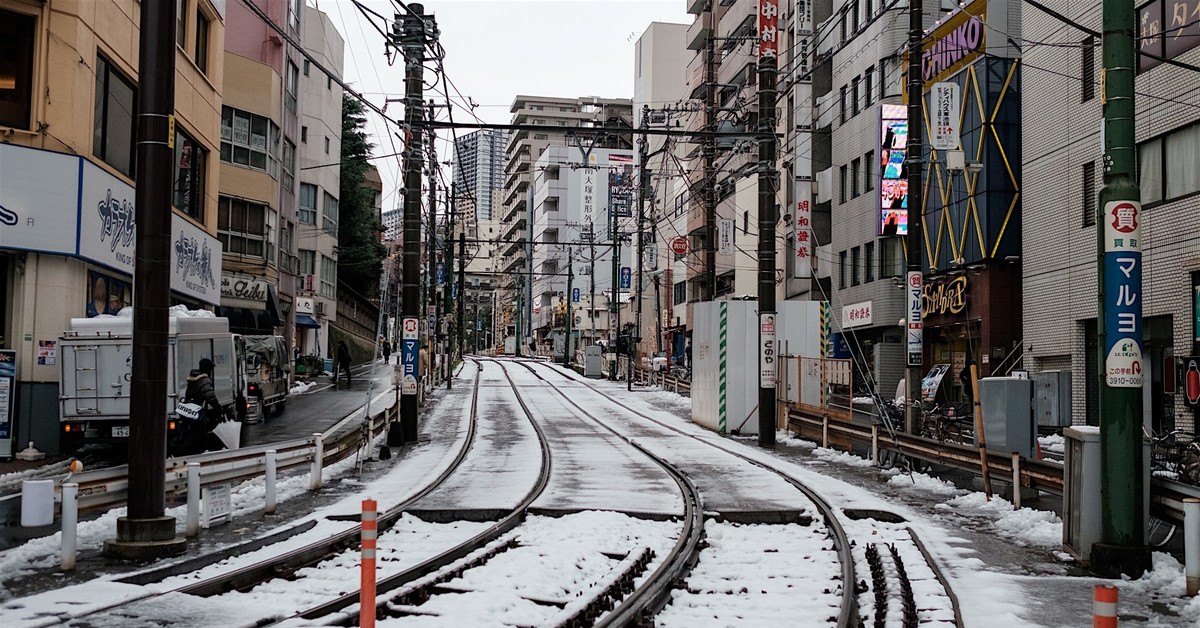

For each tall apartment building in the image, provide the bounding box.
[295,4,345,357]
[0,0,225,452]
[633,22,690,363]
[1022,0,1200,432]
[499,95,634,343]
[217,0,306,352]
[453,129,509,222]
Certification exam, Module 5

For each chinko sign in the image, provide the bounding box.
[920,0,988,85]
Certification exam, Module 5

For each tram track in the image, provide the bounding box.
[521,358,962,627]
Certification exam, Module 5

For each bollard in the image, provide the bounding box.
[310,433,324,490]
[1186,498,1200,596]
[1093,584,1118,628]
[1011,452,1022,510]
[821,415,829,449]
[361,498,378,628]
[265,450,277,514]
[61,482,78,571]
[186,462,201,537]
[871,424,879,466]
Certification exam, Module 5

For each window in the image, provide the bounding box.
[851,246,861,286]
[299,249,316,276]
[880,238,903,278]
[865,0,874,18]
[1081,36,1096,102]
[743,210,750,233]
[839,251,847,289]
[320,254,336,299]
[881,56,901,99]
[299,183,317,224]
[0,8,37,130]
[839,165,848,203]
[195,9,210,74]
[839,85,847,124]
[1139,122,1200,204]
[864,66,874,107]
[288,0,301,31]
[301,126,308,143]
[176,0,187,47]
[220,106,280,175]
[864,241,875,282]
[865,150,875,191]
[839,9,847,43]
[851,77,860,116]
[327,75,332,90]
[303,59,310,76]
[1082,161,1097,226]
[286,61,299,112]
[851,0,860,32]
[1139,137,1163,204]
[265,207,278,263]
[282,139,296,193]
[173,127,206,220]
[218,196,269,257]
[534,133,549,140]
[94,55,138,178]
[279,221,294,271]
[322,191,338,234]
[324,136,330,154]
[673,281,687,305]
[851,158,861,198]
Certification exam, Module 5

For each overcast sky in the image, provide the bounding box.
[321,0,692,210]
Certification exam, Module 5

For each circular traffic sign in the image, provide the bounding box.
[670,236,689,256]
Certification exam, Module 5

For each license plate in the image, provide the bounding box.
[112,426,130,438]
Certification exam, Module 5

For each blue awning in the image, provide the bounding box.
[296,314,320,329]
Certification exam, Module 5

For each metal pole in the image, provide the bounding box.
[704,28,717,302]
[515,275,523,357]
[1094,0,1149,576]
[903,0,926,437]
[426,111,440,383]
[611,208,621,381]
[589,223,597,347]
[106,0,184,559]
[756,2,779,447]
[444,181,453,390]
[636,106,649,389]
[395,5,427,444]
[457,229,466,362]
[565,250,574,366]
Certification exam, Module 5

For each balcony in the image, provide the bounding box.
[686,13,713,51]
[687,0,707,15]
[503,216,527,243]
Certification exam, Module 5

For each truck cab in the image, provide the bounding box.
[239,334,290,423]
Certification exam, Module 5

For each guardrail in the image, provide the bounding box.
[44,393,401,517]
[635,367,691,396]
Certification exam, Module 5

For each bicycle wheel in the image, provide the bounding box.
[1147,515,1176,548]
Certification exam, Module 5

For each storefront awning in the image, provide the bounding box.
[296,314,320,329]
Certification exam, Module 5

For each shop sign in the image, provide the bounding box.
[922,275,968,316]
[907,272,923,366]
[221,274,270,302]
[760,313,777,387]
[0,143,78,256]
[295,297,314,315]
[921,3,987,84]
[758,0,780,58]
[794,191,813,278]
[1103,200,1143,388]
[842,301,873,328]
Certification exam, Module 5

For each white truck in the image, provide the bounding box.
[240,335,289,422]
[58,315,245,455]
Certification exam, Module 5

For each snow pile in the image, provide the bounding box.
[886,470,963,497]
[852,396,878,404]
[812,445,876,468]
[0,461,71,494]
[289,381,316,395]
[1037,434,1064,456]
[168,304,215,318]
[944,492,1062,547]
[1120,553,1200,623]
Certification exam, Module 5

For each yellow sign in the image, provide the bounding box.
[168,115,176,149]
[922,275,968,316]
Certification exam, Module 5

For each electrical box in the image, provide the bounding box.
[583,345,604,378]
[977,376,1035,458]
[1032,370,1073,427]
[1063,427,1150,565]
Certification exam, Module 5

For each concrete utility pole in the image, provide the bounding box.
[903,0,926,437]
[106,0,185,560]
[636,106,649,389]
[457,228,465,362]
[610,204,622,382]
[565,249,574,366]
[393,4,429,445]
[704,26,717,302]
[515,275,523,358]
[445,181,454,390]
[588,222,597,346]
[426,104,440,384]
[756,1,780,447]
[1093,0,1150,577]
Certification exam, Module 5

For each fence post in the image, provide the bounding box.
[821,415,829,449]
[265,449,277,514]
[1093,584,1118,628]
[1011,451,1022,510]
[1186,498,1200,596]
[310,433,324,490]
[361,498,378,628]
[871,424,880,466]
[61,482,78,571]
[186,462,201,537]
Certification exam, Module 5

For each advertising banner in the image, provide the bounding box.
[0,143,78,256]
[931,82,961,151]
[794,185,813,278]
[880,104,909,235]
[0,350,14,458]
[718,218,734,256]
[1103,200,1143,388]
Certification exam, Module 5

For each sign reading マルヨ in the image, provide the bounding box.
[1103,200,1143,388]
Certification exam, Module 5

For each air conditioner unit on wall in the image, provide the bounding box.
[315,301,326,316]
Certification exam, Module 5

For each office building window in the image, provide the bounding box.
[864,66,874,107]
[839,165,848,203]
[218,196,269,257]
[851,246,861,286]
[322,191,338,234]
[282,139,296,193]
[279,220,294,271]
[880,238,903,278]
[173,127,206,220]
[864,241,875,282]
[1139,122,1200,204]
[286,61,299,112]
[1082,36,1096,102]
[220,106,280,175]
[325,136,330,154]
[303,59,310,76]
[839,251,847,289]
[839,85,848,124]
[320,254,336,298]
[94,55,138,178]
[288,0,301,31]
[176,0,187,46]
[673,281,687,306]
[851,158,861,198]
[299,249,316,276]
[0,8,37,130]
[865,150,875,191]
[195,9,210,74]
[1082,161,1097,226]
[299,183,317,224]
[301,126,307,143]
[851,77,860,116]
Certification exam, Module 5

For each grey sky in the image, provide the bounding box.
[323,0,691,209]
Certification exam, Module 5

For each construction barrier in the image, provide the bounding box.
[1093,584,1118,628]
[361,498,378,628]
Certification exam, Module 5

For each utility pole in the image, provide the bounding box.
[426,102,441,385]
[106,0,185,560]
[1094,0,1150,577]
[393,4,429,445]
[704,27,717,302]
[635,106,649,391]
[565,249,574,367]
[903,0,926,437]
[444,180,454,390]
[610,204,622,382]
[457,228,466,362]
[756,1,780,447]
[588,222,597,347]
[515,275,523,357]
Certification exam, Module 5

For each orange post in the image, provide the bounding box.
[361,498,378,628]
[1093,584,1118,628]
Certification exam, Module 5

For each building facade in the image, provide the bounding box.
[454,129,509,223]
[1022,0,1200,432]
[0,0,225,452]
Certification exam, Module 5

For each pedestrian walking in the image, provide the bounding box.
[336,340,352,388]
[382,340,392,364]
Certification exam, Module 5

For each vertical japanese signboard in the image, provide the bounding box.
[880,104,909,235]
[1104,201,1144,387]
[718,218,734,256]
[580,168,597,228]
[401,317,419,395]
[758,0,779,58]
[931,82,961,151]
[760,313,777,387]
[0,350,13,458]
[794,194,813,278]
[907,272,923,366]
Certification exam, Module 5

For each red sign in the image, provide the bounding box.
[1111,202,1138,234]
[670,236,689,256]
[758,0,780,58]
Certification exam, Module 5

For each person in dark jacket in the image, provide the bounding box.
[336,341,352,388]
[181,358,231,453]
[382,340,392,364]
